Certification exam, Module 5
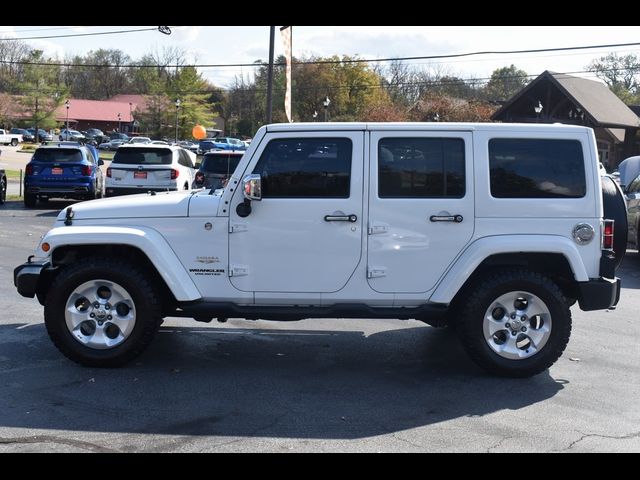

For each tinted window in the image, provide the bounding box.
[32,149,82,163]
[178,150,194,168]
[489,139,586,198]
[253,138,352,198]
[113,148,173,165]
[627,174,640,194]
[378,138,465,198]
[201,153,242,175]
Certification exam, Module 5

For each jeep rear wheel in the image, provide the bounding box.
[44,258,162,367]
[456,268,571,378]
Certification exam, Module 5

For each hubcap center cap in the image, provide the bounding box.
[510,318,522,330]
[94,309,107,320]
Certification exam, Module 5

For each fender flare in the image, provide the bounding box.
[41,225,201,302]
[429,235,589,304]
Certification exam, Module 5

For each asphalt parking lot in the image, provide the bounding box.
[0,200,639,452]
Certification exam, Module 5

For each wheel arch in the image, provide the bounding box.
[430,235,589,305]
[38,226,201,305]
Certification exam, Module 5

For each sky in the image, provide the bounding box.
[1,26,640,88]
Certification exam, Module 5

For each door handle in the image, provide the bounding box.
[324,214,358,223]
[430,214,463,223]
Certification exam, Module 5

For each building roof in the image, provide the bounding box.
[109,94,149,112]
[492,71,640,129]
[55,99,134,123]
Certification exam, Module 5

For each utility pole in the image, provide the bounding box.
[266,26,275,124]
[34,96,39,143]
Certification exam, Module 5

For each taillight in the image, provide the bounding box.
[602,219,615,251]
[106,167,112,178]
[25,164,33,175]
[81,165,92,176]
[171,169,179,180]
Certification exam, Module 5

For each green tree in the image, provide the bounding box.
[16,50,67,140]
[167,66,216,140]
[587,53,640,103]
[483,65,529,102]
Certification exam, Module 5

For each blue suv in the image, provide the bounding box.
[24,142,105,207]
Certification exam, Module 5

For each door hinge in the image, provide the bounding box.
[229,223,248,233]
[367,266,387,279]
[368,222,389,235]
[229,265,249,277]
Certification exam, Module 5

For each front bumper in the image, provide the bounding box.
[577,277,621,311]
[14,260,51,299]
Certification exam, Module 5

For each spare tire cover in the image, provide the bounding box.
[601,175,628,269]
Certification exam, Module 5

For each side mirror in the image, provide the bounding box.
[242,174,262,201]
[98,159,104,166]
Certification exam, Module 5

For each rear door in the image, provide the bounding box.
[367,130,475,294]
[31,148,86,182]
[109,148,176,188]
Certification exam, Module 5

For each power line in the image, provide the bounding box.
[1,39,640,67]
[0,26,86,34]
[0,26,172,41]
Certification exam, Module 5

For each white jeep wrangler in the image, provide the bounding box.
[14,123,626,377]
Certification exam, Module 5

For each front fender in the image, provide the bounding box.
[41,225,201,302]
[429,235,589,304]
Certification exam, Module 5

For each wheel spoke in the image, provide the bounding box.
[524,296,550,318]
[526,325,550,348]
[486,317,505,336]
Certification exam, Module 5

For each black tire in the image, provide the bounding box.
[601,175,627,269]
[24,193,37,208]
[44,258,163,367]
[456,268,572,378]
[10,139,18,147]
[0,177,6,205]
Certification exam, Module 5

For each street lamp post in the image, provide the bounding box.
[117,113,121,132]
[65,100,70,137]
[175,99,181,143]
[323,96,330,122]
[129,102,133,134]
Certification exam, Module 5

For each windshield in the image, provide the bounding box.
[113,148,173,165]
[200,154,242,175]
[32,149,83,163]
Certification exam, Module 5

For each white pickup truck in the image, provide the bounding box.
[0,129,23,146]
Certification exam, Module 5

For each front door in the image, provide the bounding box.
[367,130,474,294]
[229,131,364,294]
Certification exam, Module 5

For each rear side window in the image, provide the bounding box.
[32,149,82,163]
[489,139,586,198]
[113,148,173,165]
[201,154,242,175]
[378,137,465,198]
[253,138,352,198]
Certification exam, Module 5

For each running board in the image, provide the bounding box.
[172,301,448,322]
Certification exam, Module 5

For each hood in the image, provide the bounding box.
[57,190,193,221]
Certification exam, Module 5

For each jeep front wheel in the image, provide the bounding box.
[456,268,571,378]
[44,258,162,367]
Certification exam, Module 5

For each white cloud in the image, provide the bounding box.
[31,40,65,59]
[174,26,202,43]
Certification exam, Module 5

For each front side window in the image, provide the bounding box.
[378,137,465,198]
[489,139,586,198]
[253,138,352,198]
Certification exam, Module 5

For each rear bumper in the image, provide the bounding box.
[577,277,621,311]
[14,260,51,298]
[106,186,177,197]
